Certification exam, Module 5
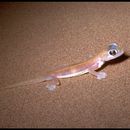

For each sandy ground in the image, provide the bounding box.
[0,2,130,128]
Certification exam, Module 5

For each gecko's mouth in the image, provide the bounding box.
[111,50,124,60]
[116,50,124,57]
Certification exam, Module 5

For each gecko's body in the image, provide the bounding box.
[46,54,104,79]
[6,43,124,91]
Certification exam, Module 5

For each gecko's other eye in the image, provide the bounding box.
[109,49,118,56]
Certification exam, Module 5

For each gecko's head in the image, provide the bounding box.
[104,43,124,61]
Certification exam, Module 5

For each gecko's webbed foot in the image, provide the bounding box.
[96,72,107,80]
[46,78,61,91]
[46,84,56,91]
[88,69,107,80]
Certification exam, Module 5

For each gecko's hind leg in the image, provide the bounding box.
[46,78,61,91]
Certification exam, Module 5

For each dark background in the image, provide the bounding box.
[0,2,130,128]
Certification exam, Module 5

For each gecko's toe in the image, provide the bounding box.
[97,72,107,80]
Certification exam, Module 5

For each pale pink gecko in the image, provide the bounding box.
[5,43,124,91]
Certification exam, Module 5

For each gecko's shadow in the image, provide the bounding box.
[98,53,129,71]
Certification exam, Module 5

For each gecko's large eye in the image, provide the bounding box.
[109,49,118,56]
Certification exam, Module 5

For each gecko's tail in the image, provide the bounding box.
[1,76,53,91]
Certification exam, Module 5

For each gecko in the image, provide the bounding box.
[5,43,124,91]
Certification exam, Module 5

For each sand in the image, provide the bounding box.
[0,2,130,128]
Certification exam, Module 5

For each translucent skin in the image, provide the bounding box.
[47,48,124,79]
[5,43,124,91]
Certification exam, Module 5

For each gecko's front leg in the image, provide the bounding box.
[87,60,107,80]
